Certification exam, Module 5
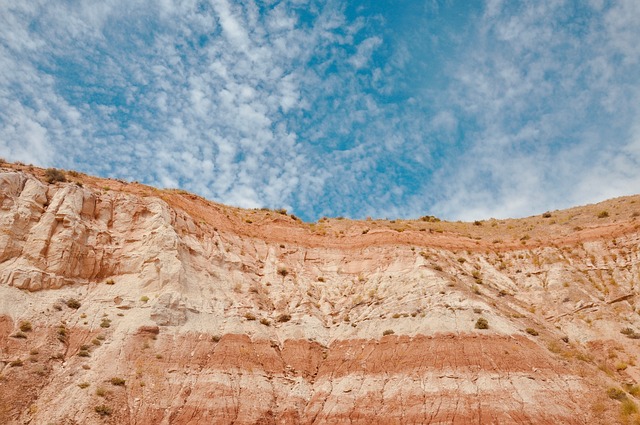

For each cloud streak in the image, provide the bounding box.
[0,1,639,221]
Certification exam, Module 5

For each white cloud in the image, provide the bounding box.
[424,0,640,220]
[1,0,639,222]
[349,36,382,70]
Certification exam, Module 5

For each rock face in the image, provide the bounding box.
[1,163,640,424]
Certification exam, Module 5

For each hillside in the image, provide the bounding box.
[1,162,640,424]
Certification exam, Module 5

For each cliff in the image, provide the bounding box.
[1,162,640,424]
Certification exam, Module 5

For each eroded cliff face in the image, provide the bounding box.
[1,164,640,424]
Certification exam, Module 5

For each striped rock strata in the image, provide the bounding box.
[1,164,640,424]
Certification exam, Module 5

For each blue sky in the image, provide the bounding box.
[1,0,640,221]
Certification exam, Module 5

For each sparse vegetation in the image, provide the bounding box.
[472,270,482,284]
[542,211,552,218]
[525,328,539,336]
[420,215,440,222]
[105,279,115,285]
[277,314,291,323]
[94,405,113,416]
[475,317,489,330]
[260,318,271,326]
[66,298,81,309]
[10,359,23,367]
[383,329,395,336]
[211,335,221,342]
[621,328,640,339]
[616,362,628,371]
[607,387,627,401]
[19,321,32,332]
[78,382,90,389]
[277,267,289,277]
[110,377,126,386]
[140,296,149,302]
[100,318,112,328]
[11,331,27,339]
[597,210,609,219]
[244,312,256,321]
[57,325,68,342]
[621,399,638,416]
[628,385,640,397]
[44,168,66,183]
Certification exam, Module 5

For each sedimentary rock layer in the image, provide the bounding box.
[1,164,639,424]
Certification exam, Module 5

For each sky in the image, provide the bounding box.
[1,0,640,222]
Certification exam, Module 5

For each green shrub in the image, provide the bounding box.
[475,318,489,330]
[140,296,149,302]
[44,168,66,183]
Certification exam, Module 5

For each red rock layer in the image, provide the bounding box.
[1,319,603,424]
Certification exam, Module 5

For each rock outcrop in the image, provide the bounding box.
[1,163,640,424]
